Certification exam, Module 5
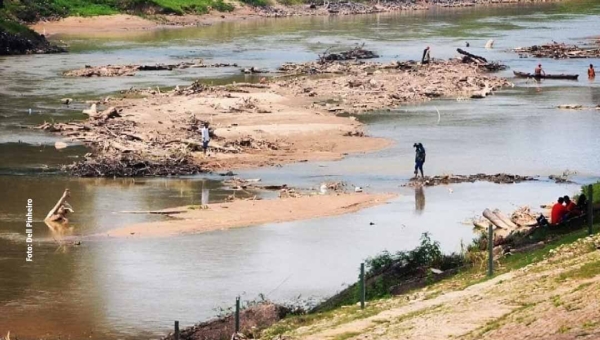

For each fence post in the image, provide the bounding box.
[235,296,240,333]
[589,184,594,235]
[487,224,494,277]
[360,262,365,309]
[174,321,179,340]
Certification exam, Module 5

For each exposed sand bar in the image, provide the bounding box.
[102,193,396,238]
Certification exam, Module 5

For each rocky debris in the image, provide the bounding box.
[405,173,537,187]
[319,45,379,62]
[162,302,291,340]
[241,66,266,74]
[343,130,365,137]
[254,1,429,18]
[513,42,600,59]
[64,61,238,77]
[0,28,66,56]
[222,136,281,152]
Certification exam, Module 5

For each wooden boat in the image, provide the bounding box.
[513,71,579,80]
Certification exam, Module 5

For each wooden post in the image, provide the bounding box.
[588,185,594,235]
[487,225,494,277]
[360,263,365,309]
[235,296,240,333]
[174,321,179,340]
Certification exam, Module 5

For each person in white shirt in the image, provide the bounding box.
[201,122,210,155]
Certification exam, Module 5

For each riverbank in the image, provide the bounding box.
[101,192,395,237]
[259,228,600,340]
[26,0,566,36]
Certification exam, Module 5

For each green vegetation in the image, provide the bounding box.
[585,181,600,204]
[314,233,464,313]
[2,0,234,23]
[558,259,600,281]
[239,0,270,6]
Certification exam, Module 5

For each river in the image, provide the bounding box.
[1,1,599,338]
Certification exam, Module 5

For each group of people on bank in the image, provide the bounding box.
[548,194,588,225]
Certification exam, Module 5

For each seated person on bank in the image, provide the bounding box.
[563,195,581,218]
[577,194,588,213]
[550,196,568,225]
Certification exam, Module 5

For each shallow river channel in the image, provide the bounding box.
[1,1,600,338]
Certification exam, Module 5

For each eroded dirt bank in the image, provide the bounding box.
[101,192,395,238]
[40,58,510,176]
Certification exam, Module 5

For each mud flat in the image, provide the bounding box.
[38,57,510,177]
[101,192,395,238]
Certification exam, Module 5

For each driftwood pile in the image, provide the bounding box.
[64,153,202,177]
[319,45,379,62]
[456,48,507,72]
[277,59,512,113]
[473,207,539,248]
[406,173,537,187]
[513,42,600,59]
[64,61,238,77]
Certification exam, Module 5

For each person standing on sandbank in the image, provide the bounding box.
[413,143,426,178]
[588,64,596,79]
[422,46,431,64]
[201,122,210,156]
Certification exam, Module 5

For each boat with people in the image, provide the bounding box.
[513,71,579,80]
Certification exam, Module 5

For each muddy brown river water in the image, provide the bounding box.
[1,1,600,338]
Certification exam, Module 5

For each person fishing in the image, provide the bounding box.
[421,46,431,64]
[534,63,546,77]
[200,122,210,156]
[588,64,596,79]
[413,143,426,178]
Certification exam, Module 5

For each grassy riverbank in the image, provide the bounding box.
[260,223,600,339]
[252,184,600,339]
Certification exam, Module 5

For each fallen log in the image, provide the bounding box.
[492,209,519,230]
[483,208,511,229]
[457,48,487,63]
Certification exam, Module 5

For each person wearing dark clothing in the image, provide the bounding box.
[413,143,426,178]
[422,47,431,64]
[577,194,588,213]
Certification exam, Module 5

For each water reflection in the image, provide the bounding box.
[414,186,426,214]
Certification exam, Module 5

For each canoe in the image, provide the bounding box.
[513,71,579,80]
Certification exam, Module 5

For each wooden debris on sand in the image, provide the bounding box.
[64,153,202,177]
[405,173,537,187]
[456,48,506,72]
[477,206,540,247]
[513,42,600,59]
[64,61,238,77]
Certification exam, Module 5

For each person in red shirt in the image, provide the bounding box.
[564,195,581,217]
[551,197,568,225]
